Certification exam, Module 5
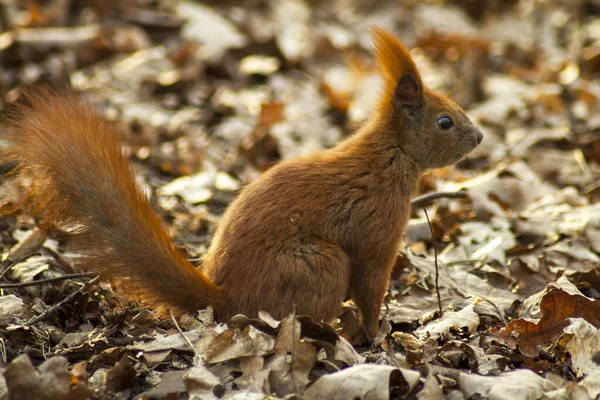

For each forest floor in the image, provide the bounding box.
[1,0,600,399]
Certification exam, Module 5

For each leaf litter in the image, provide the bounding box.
[0,0,600,399]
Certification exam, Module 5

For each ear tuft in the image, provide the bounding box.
[371,27,423,114]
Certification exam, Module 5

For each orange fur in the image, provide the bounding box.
[372,26,423,115]
[2,89,225,316]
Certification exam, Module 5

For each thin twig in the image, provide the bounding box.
[0,272,96,289]
[411,191,468,208]
[24,276,99,326]
[0,252,41,280]
[444,259,481,266]
[424,209,442,315]
[168,308,200,362]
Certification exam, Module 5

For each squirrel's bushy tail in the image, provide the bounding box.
[2,87,225,316]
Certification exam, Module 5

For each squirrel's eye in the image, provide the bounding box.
[437,116,454,130]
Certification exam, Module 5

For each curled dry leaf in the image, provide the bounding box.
[0,295,26,326]
[408,254,518,318]
[129,328,206,353]
[439,340,509,375]
[415,303,480,340]
[560,318,600,377]
[458,369,551,400]
[386,286,460,325]
[334,335,365,366]
[158,162,218,204]
[203,325,275,363]
[7,227,47,261]
[265,314,317,396]
[140,370,186,399]
[9,254,52,284]
[392,332,438,366]
[236,355,269,393]
[417,371,444,400]
[4,355,92,400]
[503,285,600,358]
[104,355,136,392]
[184,365,224,400]
[304,364,420,400]
[544,369,600,399]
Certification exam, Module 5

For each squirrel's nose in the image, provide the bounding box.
[475,129,483,145]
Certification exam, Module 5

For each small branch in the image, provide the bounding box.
[168,309,200,363]
[411,191,468,208]
[424,209,442,315]
[0,272,96,289]
[24,277,99,326]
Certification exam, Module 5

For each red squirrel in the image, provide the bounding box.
[2,28,482,340]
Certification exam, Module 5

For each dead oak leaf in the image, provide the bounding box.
[503,285,600,357]
[266,315,317,397]
[304,364,420,400]
[560,318,600,377]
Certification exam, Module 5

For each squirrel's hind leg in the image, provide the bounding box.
[258,234,351,323]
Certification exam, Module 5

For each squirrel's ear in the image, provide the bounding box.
[371,27,423,112]
[395,74,421,108]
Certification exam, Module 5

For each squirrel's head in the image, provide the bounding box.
[372,27,483,169]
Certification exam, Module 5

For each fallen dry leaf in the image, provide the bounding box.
[0,295,26,326]
[415,303,480,340]
[503,284,600,358]
[265,314,317,396]
[304,364,420,400]
[458,369,552,400]
[184,364,224,400]
[4,355,92,400]
[104,355,136,392]
[560,318,600,377]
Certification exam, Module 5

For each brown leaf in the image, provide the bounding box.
[203,325,275,363]
[559,319,600,377]
[105,355,136,392]
[139,370,186,399]
[504,286,600,357]
[4,355,92,400]
[236,355,269,393]
[304,364,420,400]
[266,315,317,396]
[184,365,224,399]
[458,369,549,399]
